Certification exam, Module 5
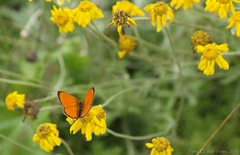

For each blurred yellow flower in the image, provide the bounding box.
[197,43,229,75]
[118,35,137,58]
[112,1,144,16]
[146,137,174,155]
[5,91,25,111]
[72,0,104,27]
[29,0,51,2]
[205,0,240,19]
[33,123,61,152]
[106,10,136,37]
[60,0,71,5]
[144,2,174,32]
[226,11,240,36]
[170,0,200,10]
[191,30,212,53]
[50,5,75,33]
[66,105,106,141]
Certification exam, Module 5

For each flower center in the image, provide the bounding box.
[119,36,136,51]
[37,124,51,139]
[217,0,231,4]
[79,1,93,12]
[55,10,69,26]
[154,2,168,16]
[191,30,212,46]
[203,44,220,60]
[113,10,131,26]
[152,137,169,152]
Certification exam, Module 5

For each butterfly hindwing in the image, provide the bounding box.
[57,91,80,119]
[81,87,95,118]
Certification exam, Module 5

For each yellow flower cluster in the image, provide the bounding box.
[66,105,107,141]
[50,0,104,33]
[191,31,229,75]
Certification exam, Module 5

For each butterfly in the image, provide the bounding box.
[57,87,95,119]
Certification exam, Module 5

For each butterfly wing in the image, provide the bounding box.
[58,91,79,119]
[81,87,95,118]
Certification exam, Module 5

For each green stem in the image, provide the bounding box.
[196,102,240,155]
[59,137,75,155]
[0,78,49,89]
[132,17,151,21]
[52,0,63,9]
[54,50,66,90]
[171,21,223,35]
[0,133,43,155]
[39,105,62,111]
[132,26,148,58]
[90,21,118,48]
[102,87,138,108]
[164,27,185,129]
[222,51,240,56]
[106,115,173,140]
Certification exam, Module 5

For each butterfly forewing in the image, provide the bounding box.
[58,91,80,119]
[81,87,95,118]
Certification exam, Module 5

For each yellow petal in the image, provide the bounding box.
[162,14,167,27]
[86,123,92,141]
[150,148,157,155]
[216,55,229,70]
[33,134,40,143]
[70,120,82,134]
[218,43,228,52]
[144,4,155,12]
[198,57,207,71]
[151,12,156,26]
[226,21,235,29]
[146,143,153,148]
[50,133,61,146]
[236,23,240,37]
[66,117,75,124]
[218,4,227,19]
[156,15,162,32]
[118,50,127,59]
[40,139,53,152]
[196,45,204,53]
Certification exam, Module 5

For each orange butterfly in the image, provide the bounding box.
[57,87,95,119]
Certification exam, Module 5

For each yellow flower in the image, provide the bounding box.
[118,35,137,58]
[197,43,229,75]
[60,0,71,5]
[146,137,174,155]
[50,5,75,33]
[205,0,240,19]
[29,0,51,2]
[66,105,106,141]
[112,1,145,17]
[170,0,200,10]
[191,30,212,53]
[106,10,136,37]
[71,0,104,28]
[144,2,174,32]
[5,91,25,111]
[226,11,240,36]
[33,123,61,152]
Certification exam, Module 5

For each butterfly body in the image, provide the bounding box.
[57,87,95,119]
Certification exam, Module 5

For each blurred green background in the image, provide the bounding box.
[0,0,240,155]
